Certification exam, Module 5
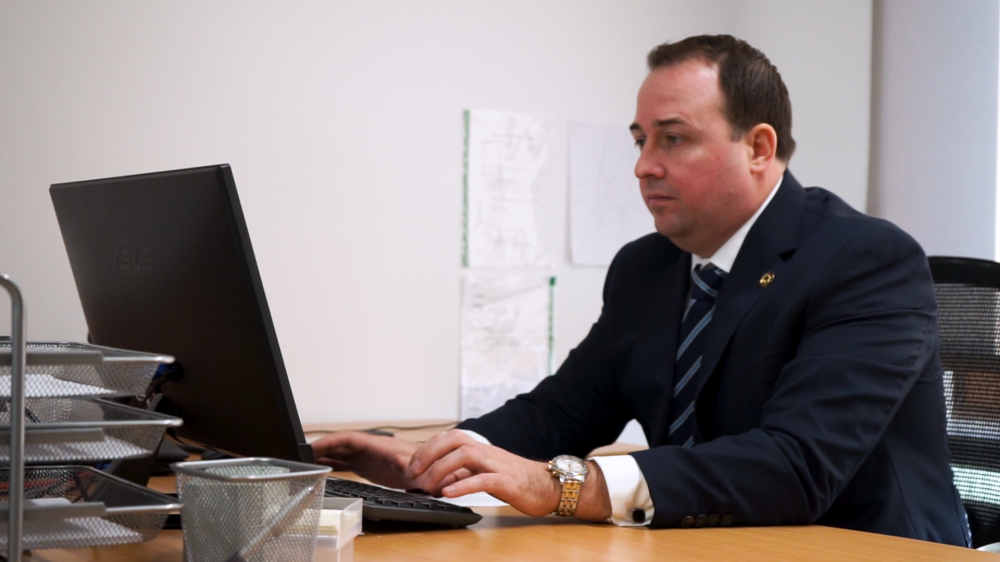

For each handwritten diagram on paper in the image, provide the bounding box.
[569,119,654,266]
[464,110,556,268]
[460,275,554,420]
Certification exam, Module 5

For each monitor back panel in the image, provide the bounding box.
[50,164,312,462]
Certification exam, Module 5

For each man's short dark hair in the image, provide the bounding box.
[647,34,796,161]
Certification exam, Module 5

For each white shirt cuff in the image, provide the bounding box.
[458,429,491,445]
[590,454,654,526]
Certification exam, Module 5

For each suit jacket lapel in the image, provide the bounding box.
[630,246,689,446]
[695,171,807,399]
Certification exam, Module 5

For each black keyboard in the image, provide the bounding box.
[324,477,483,527]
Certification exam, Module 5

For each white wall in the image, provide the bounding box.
[0,1,872,424]
[733,0,873,211]
[869,0,1000,260]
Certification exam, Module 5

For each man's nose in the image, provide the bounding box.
[635,148,665,180]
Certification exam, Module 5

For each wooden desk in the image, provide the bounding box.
[18,502,1000,562]
[15,422,1000,561]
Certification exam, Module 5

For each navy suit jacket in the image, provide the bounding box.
[459,171,969,545]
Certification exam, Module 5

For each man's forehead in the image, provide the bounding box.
[632,59,724,130]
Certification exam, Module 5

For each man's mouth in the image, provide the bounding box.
[645,193,676,203]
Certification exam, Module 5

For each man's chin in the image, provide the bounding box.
[652,220,685,240]
[653,222,701,253]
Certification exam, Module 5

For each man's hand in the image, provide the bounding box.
[406,429,613,521]
[310,431,419,490]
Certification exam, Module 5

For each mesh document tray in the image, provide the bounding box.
[0,341,173,397]
[0,398,181,463]
[0,465,180,552]
[931,256,1000,547]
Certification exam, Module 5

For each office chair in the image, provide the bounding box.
[929,256,1000,549]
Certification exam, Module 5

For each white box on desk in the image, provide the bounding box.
[314,497,362,561]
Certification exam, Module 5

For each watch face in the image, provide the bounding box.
[554,455,586,474]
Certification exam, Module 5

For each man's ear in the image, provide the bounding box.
[746,123,778,173]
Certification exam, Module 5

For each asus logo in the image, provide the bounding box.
[111,247,152,270]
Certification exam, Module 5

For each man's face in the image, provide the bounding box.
[630,59,760,256]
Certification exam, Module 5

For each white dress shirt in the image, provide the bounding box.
[463,175,783,525]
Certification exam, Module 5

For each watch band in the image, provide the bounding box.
[554,478,583,516]
[548,455,587,516]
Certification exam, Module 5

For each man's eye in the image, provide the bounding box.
[665,135,683,146]
[634,138,645,149]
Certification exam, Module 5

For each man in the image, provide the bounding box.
[312,35,969,545]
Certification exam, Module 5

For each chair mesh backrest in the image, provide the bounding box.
[930,256,1000,548]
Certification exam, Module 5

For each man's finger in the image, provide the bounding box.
[438,468,473,489]
[443,469,557,518]
[314,458,350,471]
[441,472,509,500]
[408,429,473,476]
[414,444,502,495]
[310,431,368,457]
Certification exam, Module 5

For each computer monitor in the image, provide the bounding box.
[50,164,313,463]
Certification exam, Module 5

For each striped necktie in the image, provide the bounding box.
[669,264,727,448]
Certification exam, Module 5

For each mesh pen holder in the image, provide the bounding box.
[173,458,331,562]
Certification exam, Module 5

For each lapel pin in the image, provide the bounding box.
[759,272,775,287]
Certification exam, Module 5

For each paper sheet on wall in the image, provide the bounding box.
[460,275,554,420]
[569,119,655,266]
[464,109,556,268]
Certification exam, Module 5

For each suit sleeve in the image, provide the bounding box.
[632,224,940,527]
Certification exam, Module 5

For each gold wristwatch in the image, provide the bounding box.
[548,455,588,516]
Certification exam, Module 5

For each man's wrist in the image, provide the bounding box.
[571,460,612,521]
[544,461,563,514]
